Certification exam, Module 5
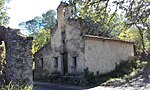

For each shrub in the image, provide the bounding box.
[84,68,96,84]
[83,56,146,86]
[1,82,33,90]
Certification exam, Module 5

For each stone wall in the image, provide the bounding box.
[34,42,51,79]
[34,2,66,77]
[0,44,4,74]
[0,44,5,86]
[0,27,33,86]
[65,19,85,74]
[0,26,5,44]
[34,2,135,78]
[84,35,134,74]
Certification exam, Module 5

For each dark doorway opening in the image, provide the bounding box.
[62,53,68,75]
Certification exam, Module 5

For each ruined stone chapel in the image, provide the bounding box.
[34,2,134,79]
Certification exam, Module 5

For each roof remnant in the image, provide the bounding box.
[84,35,134,44]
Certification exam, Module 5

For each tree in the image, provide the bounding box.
[0,0,10,73]
[63,0,122,37]
[63,0,150,58]
[115,0,150,57]
[32,29,50,54]
[19,10,56,36]
[0,0,10,26]
[19,9,57,53]
[19,16,43,36]
[42,10,57,30]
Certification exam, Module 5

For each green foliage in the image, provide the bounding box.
[19,16,43,35]
[0,0,10,26]
[116,0,150,56]
[119,28,150,56]
[63,0,150,57]
[103,56,147,86]
[83,56,146,86]
[1,82,33,90]
[19,10,56,35]
[77,0,122,37]
[32,29,50,54]
[84,68,96,84]
[19,9,56,54]
[42,10,57,29]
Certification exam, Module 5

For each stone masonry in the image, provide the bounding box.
[34,2,134,80]
[0,26,33,86]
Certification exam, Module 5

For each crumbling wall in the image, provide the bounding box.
[5,28,33,86]
[0,26,5,45]
[0,44,5,86]
[34,2,86,76]
[34,42,51,80]
[65,19,85,74]
[0,44,4,74]
[34,2,135,78]
[0,26,33,86]
[34,2,66,77]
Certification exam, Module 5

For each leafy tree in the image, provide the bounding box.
[32,29,50,54]
[63,0,122,37]
[115,0,150,57]
[119,28,143,55]
[42,10,57,30]
[19,9,57,53]
[0,0,10,26]
[19,10,56,36]
[63,0,150,58]
[19,16,43,36]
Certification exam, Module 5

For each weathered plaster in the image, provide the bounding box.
[34,2,134,79]
[84,38,134,74]
[65,19,85,74]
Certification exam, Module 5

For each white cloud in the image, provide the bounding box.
[6,0,61,28]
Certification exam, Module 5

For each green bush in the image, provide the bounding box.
[1,82,33,90]
[83,56,146,86]
[102,56,147,86]
[84,68,96,84]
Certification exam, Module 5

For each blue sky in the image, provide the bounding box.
[6,0,61,28]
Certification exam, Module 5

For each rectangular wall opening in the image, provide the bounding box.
[41,58,44,69]
[72,57,77,68]
[53,57,58,68]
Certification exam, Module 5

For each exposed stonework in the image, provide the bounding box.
[0,26,5,45]
[0,44,5,86]
[0,44,4,74]
[0,26,33,86]
[34,2,134,80]
[34,42,51,79]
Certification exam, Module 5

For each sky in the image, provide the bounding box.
[6,0,61,28]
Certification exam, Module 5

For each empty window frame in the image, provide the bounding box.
[54,57,58,68]
[41,58,44,68]
[72,57,77,68]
